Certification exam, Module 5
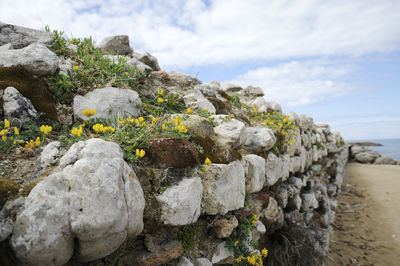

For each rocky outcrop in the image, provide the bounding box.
[0,21,53,48]
[10,139,145,265]
[3,86,37,122]
[98,35,133,56]
[349,144,398,165]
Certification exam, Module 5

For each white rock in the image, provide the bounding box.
[193,257,213,266]
[183,89,216,114]
[0,43,58,76]
[301,193,319,212]
[211,242,234,264]
[241,86,264,97]
[213,118,246,149]
[375,156,398,165]
[286,131,302,156]
[11,139,145,264]
[169,71,201,85]
[299,114,313,130]
[39,141,61,169]
[194,84,216,97]
[3,86,37,122]
[256,220,266,234]
[220,83,242,94]
[0,21,53,48]
[266,101,282,113]
[73,87,142,121]
[265,153,291,186]
[241,154,266,193]
[98,35,133,56]
[243,127,276,153]
[200,161,245,215]
[251,97,268,113]
[354,151,380,164]
[178,257,194,266]
[156,178,203,226]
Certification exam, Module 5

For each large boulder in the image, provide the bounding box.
[243,127,276,153]
[3,86,37,122]
[11,139,145,264]
[374,156,398,165]
[73,87,142,121]
[212,116,246,149]
[265,153,291,186]
[199,161,245,215]
[354,150,380,164]
[183,89,216,114]
[0,43,58,76]
[98,35,133,56]
[156,178,203,225]
[0,21,53,48]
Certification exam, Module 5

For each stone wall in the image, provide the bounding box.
[0,22,349,266]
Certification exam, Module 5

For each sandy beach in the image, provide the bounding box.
[327,163,400,265]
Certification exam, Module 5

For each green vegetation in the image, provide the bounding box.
[176,224,201,255]
[230,95,241,107]
[0,178,20,207]
[45,27,145,103]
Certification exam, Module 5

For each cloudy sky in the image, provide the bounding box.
[1,0,400,140]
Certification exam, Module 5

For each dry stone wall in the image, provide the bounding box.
[0,22,349,266]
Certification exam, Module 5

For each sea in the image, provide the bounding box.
[348,139,400,161]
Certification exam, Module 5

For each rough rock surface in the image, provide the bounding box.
[148,138,200,168]
[241,154,266,193]
[265,153,291,186]
[199,161,245,215]
[211,241,234,264]
[183,89,216,114]
[11,139,145,265]
[133,51,161,71]
[0,21,53,48]
[211,216,239,238]
[213,116,246,149]
[98,35,133,56]
[39,141,61,169]
[354,151,380,164]
[73,87,142,121]
[3,86,37,122]
[156,178,203,225]
[243,127,276,153]
[0,43,58,76]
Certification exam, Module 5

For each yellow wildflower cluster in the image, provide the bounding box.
[71,126,83,137]
[40,125,53,135]
[92,124,115,133]
[204,157,211,166]
[252,214,258,225]
[25,137,41,148]
[156,89,165,104]
[234,248,268,266]
[252,105,258,115]
[4,119,10,128]
[187,108,193,114]
[136,148,145,158]
[172,116,188,133]
[83,108,96,117]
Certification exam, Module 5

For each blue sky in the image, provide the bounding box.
[1,0,400,140]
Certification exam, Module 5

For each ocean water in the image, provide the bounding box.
[350,139,400,161]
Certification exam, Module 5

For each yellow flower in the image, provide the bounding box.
[157,97,164,103]
[288,121,292,125]
[204,157,211,166]
[14,127,19,135]
[71,126,83,137]
[157,89,164,96]
[187,108,193,114]
[35,137,40,146]
[125,72,129,76]
[83,108,96,117]
[234,240,239,246]
[235,257,242,263]
[289,139,295,144]
[0,129,8,136]
[4,119,10,128]
[178,124,187,133]
[252,214,258,225]
[2,135,6,142]
[248,255,256,265]
[40,125,52,135]
[162,124,167,131]
[92,124,104,133]
[136,149,145,158]
[262,248,268,258]
[73,66,79,71]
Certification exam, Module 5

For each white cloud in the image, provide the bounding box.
[0,0,399,68]
[229,60,357,107]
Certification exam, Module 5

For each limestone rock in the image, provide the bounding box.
[299,114,314,130]
[220,83,242,94]
[354,151,380,164]
[265,153,291,186]
[11,139,145,264]
[301,193,319,212]
[73,87,142,121]
[133,51,161,71]
[39,141,60,169]
[350,145,364,155]
[194,84,216,97]
[211,216,239,238]
[183,89,216,114]
[259,197,283,230]
[178,257,194,266]
[199,161,245,215]
[3,86,37,122]
[169,71,201,86]
[213,116,246,149]
[251,97,268,113]
[98,35,133,56]
[241,154,266,193]
[193,258,212,266]
[0,21,53,48]
[211,242,234,264]
[266,101,282,113]
[241,86,264,97]
[183,115,215,140]
[148,138,200,168]
[0,43,58,76]
[156,178,203,226]
[374,156,398,165]
[243,127,276,153]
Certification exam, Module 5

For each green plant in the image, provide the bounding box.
[230,95,241,107]
[315,141,323,150]
[177,224,200,255]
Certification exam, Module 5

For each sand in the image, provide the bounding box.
[326,163,400,266]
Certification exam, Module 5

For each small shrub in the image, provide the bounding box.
[177,224,201,255]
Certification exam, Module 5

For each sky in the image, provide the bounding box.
[1,0,400,140]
